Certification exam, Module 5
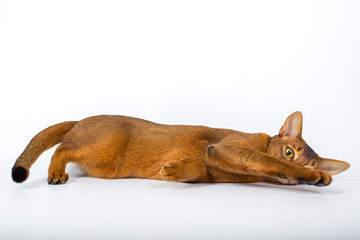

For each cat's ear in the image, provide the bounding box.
[316,158,350,175]
[279,111,303,138]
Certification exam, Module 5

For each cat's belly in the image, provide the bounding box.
[75,156,164,180]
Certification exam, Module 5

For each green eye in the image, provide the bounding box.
[284,147,294,159]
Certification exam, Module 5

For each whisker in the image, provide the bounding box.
[262,142,276,158]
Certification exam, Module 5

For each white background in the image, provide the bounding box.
[1,1,360,239]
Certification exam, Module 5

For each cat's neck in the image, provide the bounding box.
[259,133,271,154]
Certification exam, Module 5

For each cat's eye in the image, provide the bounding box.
[284,147,294,159]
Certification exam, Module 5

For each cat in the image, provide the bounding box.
[12,111,349,186]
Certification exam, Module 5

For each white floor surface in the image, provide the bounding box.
[1,150,360,240]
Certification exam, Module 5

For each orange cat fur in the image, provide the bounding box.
[12,112,350,186]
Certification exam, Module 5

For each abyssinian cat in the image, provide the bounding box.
[12,111,349,186]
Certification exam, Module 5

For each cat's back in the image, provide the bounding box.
[63,115,247,148]
[63,115,161,144]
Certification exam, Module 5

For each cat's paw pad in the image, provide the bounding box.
[48,171,69,185]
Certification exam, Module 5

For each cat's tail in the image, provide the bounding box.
[12,121,78,183]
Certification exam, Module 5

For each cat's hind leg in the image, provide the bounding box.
[160,159,212,183]
[47,145,72,184]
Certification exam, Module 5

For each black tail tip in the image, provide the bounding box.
[12,166,28,183]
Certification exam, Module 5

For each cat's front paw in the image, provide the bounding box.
[48,170,69,185]
[296,170,332,187]
[279,169,332,187]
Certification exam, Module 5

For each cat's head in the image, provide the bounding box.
[268,111,350,175]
